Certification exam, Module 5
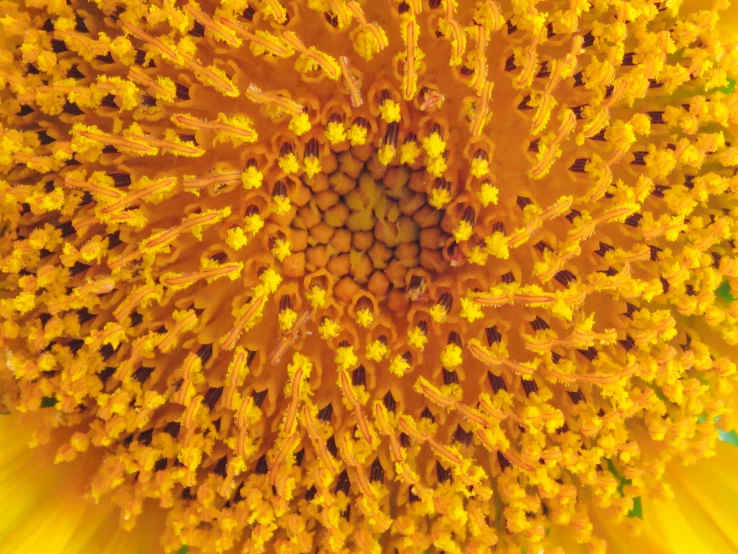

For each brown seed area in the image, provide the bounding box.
[286,145,452,303]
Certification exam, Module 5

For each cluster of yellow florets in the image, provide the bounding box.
[2,0,738,553]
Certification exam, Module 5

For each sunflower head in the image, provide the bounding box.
[2,0,738,553]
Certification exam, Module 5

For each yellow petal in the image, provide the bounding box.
[639,441,738,554]
[0,415,165,554]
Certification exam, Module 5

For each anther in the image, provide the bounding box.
[436,462,452,483]
[408,275,424,293]
[317,403,333,422]
[462,206,476,226]
[273,180,288,198]
[516,196,534,210]
[500,271,516,284]
[624,213,642,227]
[210,251,228,264]
[51,39,68,53]
[433,177,451,195]
[497,451,511,471]
[138,429,154,446]
[134,49,146,66]
[133,365,154,383]
[353,117,369,130]
[70,262,92,276]
[533,241,552,253]
[62,102,83,116]
[485,326,502,345]
[420,406,435,421]
[383,122,400,148]
[536,61,551,78]
[252,389,268,407]
[352,365,366,386]
[522,379,538,396]
[16,104,34,116]
[279,142,296,159]
[526,318,549,335]
[370,458,384,483]
[197,343,214,364]
[403,132,419,148]
[554,270,577,287]
[594,242,614,257]
[203,387,224,410]
[212,456,227,477]
[99,344,117,360]
[383,391,396,412]
[255,455,269,475]
[304,138,320,160]
[619,335,635,351]
[442,368,459,385]
[711,252,722,268]
[323,435,338,458]
[568,390,585,404]
[437,291,453,313]
[189,21,205,37]
[452,426,473,446]
[163,421,181,438]
[631,151,648,166]
[486,377,507,399]
[289,448,304,469]
[76,308,96,325]
[505,54,517,72]
[448,331,462,347]
[576,347,598,362]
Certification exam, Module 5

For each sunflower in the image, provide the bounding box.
[2,0,738,552]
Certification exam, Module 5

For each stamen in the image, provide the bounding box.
[470,81,494,137]
[217,18,292,57]
[245,84,304,115]
[281,32,341,80]
[221,296,266,350]
[339,56,364,107]
[400,15,420,100]
[171,113,257,143]
[183,2,241,47]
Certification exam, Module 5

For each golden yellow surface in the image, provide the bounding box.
[1,0,738,553]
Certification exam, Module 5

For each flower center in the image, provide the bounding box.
[283,140,453,309]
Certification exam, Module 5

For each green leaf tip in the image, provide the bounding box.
[40,396,58,408]
[718,78,736,95]
[716,281,735,302]
[628,496,643,519]
[718,429,738,446]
